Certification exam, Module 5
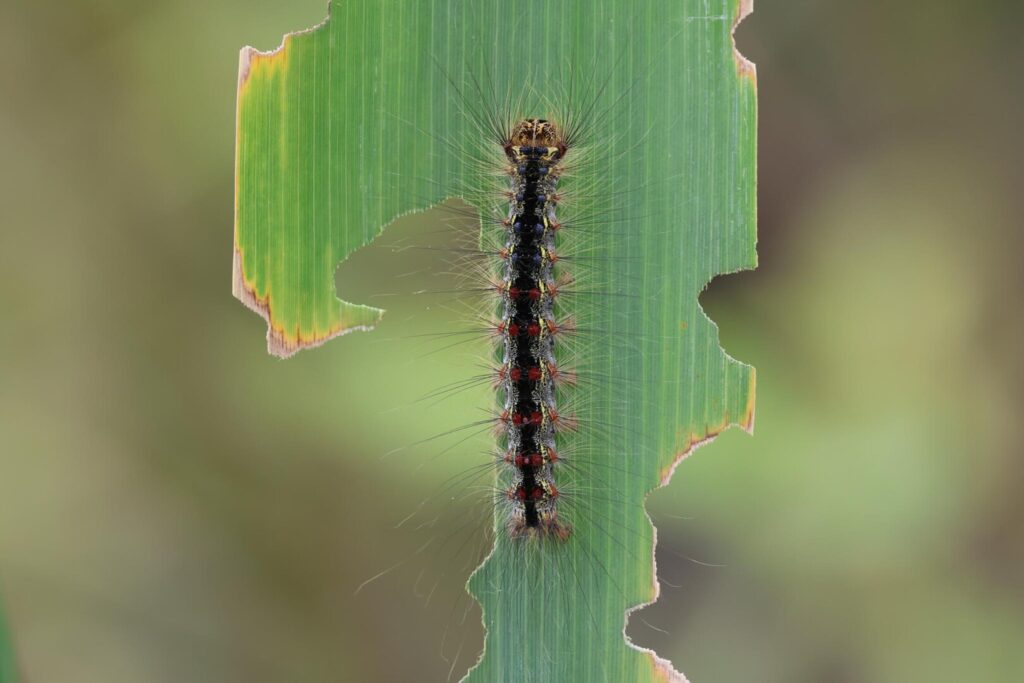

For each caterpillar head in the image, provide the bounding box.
[506,118,565,162]
[511,118,559,146]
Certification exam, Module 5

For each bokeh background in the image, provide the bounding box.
[2,1,1022,681]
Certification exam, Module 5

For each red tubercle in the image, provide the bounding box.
[529,411,543,426]
[504,365,541,383]
[526,322,541,337]
[513,452,543,468]
[508,286,520,299]
[508,322,520,337]
[510,485,544,502]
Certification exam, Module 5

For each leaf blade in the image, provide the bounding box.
[234,1,756,679]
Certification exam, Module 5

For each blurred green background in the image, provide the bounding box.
[2,1,1022,681]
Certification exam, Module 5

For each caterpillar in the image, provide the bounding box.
[495,118,574,541]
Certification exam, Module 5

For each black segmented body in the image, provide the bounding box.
[499,119,567,538]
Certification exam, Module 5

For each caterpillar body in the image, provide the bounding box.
[497,119,573,540]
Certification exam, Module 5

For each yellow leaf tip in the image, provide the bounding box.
[236,3,334,93]
[742,367,757,433]
[232,247,382,359]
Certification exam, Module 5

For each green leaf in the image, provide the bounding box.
[0,603,16,683]
[234,1,756,680]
